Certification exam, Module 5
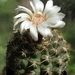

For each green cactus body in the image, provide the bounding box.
[6,29,69,75]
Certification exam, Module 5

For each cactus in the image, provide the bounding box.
[6,29,69,75]
[6,0,69,75]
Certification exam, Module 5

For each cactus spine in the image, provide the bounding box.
[6,29,69,75]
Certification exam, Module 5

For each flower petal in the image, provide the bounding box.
[14,13,30,19]
[57,13,65,20]
[15,6,33,16]
[45,6,61,18]
[44,0,53,15]
[38,26,53,37]
[39,22,49,27]
[24,21,32,30]
[45,28,53,37]
[20,21,32,34]
[13,17,25,30]
[50,6,61,13]
[46,13,65,24]
[48,21,65,28]
[46,16,60,25]
[14,13,30,24]
[20,21,25,34]
[38,26,46,37]
[33,0,44,12]
[30,25,38,41]
[30,1,36,13]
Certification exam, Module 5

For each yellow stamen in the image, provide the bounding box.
[31,13,46,25]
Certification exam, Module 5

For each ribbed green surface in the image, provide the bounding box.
[6,29,69,75]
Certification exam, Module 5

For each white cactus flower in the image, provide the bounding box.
[13,0,65,41]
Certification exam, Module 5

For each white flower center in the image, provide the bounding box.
[31,14,46,25]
